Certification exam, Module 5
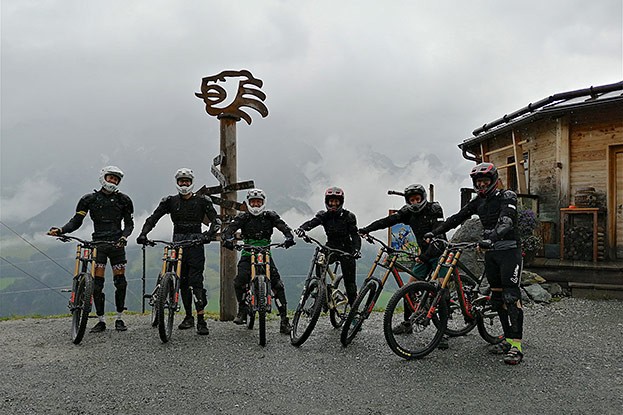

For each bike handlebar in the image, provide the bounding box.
[143,239,206,248]
[50,234,116,247]
[233,242,285,252]
[387,190,405,196]
[299,233,354,258]
[360,233,417,257]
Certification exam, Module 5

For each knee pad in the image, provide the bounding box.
[503,288,522,306]
[93,278,105,295]
[193,287,207,310]
[271,279,284,292]
[113,275,127,289]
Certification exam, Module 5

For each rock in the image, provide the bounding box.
[524,283,552,303]
[450,218,484,277]
[521,270,546,285]
[542,283,564,297]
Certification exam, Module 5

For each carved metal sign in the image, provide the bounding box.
[195,69,269,125]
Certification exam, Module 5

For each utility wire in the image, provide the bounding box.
[0,256,68,300]
[1,221,73,276]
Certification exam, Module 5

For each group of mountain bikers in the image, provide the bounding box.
[48,161,524,365]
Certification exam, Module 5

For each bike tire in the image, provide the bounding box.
[246,295,255,330]
[383,281,448,360]
[150,276,161,328]
[329,275,349,329]
[157,272,177,343]
[290,278,325,347]
[340,278,379,347]
[258,276,267,347]
[474,296,505,344]
[71,273,93,345]
[444,273,478,337]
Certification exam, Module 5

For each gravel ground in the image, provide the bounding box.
[1,297,622,415]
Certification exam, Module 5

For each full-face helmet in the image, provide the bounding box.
[175,168,195,195]
[404,184,427,213]
[324,187,344,212]
[470,162,498,197]
[246,188,266,216]
[99,166,124,193]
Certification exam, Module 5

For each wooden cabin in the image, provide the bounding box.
[458,81,623,294]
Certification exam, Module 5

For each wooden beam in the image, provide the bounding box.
[556,116,571,209]
[512,130,528,194]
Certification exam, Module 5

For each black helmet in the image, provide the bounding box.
[324,187,344,212]
[470,162,498,197]
[404,184,427,213]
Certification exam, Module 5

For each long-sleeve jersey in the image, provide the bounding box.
[61,190,134,241]
[222,211,293,246]
[299,209,361,254]
[362,202,445,258]
[433,189,519,250]
[140,193,219,239]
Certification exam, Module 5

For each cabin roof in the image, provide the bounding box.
[460,81,623,149]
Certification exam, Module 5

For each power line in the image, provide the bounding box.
[0,255,68,300]
[0,221,73,276]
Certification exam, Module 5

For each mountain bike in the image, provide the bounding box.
[233,243,285,347]
[341,234,421,346]
[51,235,114,345]
[341,234,480,347]
[383,240,504,360]
[143,238,206,343]
[290,233,351,347]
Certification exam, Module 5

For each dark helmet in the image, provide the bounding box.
[324,187,344,212]
[470,162,498,197]
[404,184,427,213]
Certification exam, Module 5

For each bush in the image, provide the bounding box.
[518,208,542,253]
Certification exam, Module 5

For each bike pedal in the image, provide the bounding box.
[143,294,152,299]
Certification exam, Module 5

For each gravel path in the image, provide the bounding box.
[1,297,622,415]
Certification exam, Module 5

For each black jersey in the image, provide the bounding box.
[141,193,218,237]
[61,190,134,241]
[299,209,361,253]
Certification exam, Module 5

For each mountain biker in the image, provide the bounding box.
[136,168,220,336]
[48,166,134,333]
[294,187,361,306]
[221,188,296,334]
[358,184,447,342]
[428,162,525,365]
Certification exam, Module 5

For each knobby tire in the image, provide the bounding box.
[71,273,93,345]
[329,275,349,329]
[445,273,478,337]
[258,276,267,347]
[290,278,325,347]
[157,273,177,343]
[474,296,505,344]
[383,281,448,360]
[341,279,379,347]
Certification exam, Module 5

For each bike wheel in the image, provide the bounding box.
[444,273,478,337]
[71,273,93,345]
[290,278,325,347]
[157,273,177,343]
[149,277,161,328]
[474,296,505,344]
[329,275,350,329]
[246,296,255,330]
[258,277,267,347]
[341,278,379,347]
[383,281,448,360]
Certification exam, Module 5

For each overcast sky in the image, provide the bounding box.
[1,0,622,239]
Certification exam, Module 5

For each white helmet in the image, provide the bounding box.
[246,188,266,216]
[99,166,124,193]
[175,168,195,195]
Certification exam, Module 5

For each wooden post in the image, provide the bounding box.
[196,69,269,321]
[219,115,238,320]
